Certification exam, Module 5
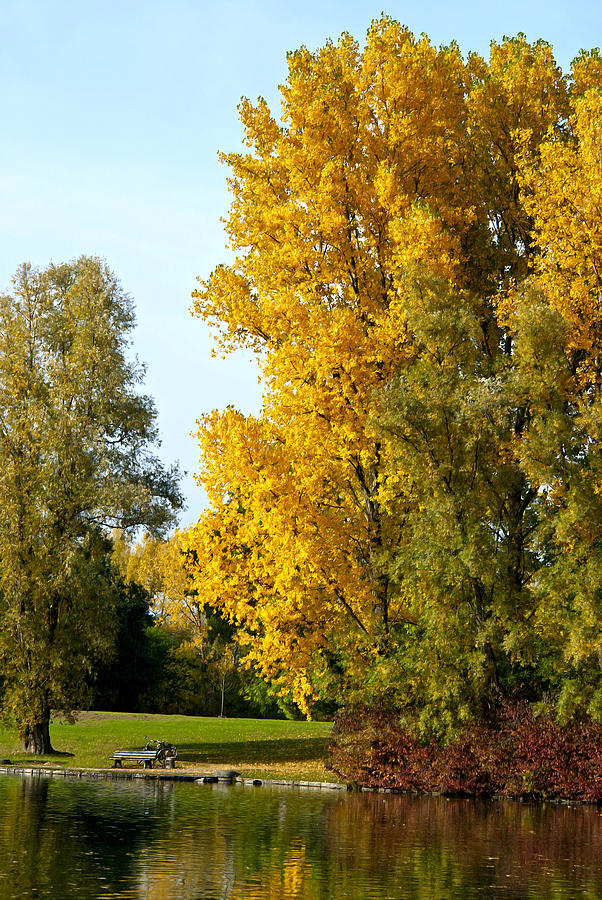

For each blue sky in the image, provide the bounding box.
[1,0,600,525]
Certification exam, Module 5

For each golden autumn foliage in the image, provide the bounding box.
[521,88,602,366]
[186,19,602,729]
[115,531,201,639]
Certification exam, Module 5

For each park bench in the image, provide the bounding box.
[111,749,163,769]
[111,739,177,769]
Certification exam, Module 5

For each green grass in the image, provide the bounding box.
[0,712,335,782]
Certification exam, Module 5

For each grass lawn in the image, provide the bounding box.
[0,712,335,782]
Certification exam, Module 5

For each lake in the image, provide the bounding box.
[0,773,600,898]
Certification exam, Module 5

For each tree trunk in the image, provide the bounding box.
[21,717,54,755]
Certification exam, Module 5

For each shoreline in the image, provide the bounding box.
[0,763,595,804]
[0,763,346,792]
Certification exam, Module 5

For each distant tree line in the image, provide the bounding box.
[89,556,286,719]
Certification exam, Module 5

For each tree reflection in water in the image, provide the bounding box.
[0,775,600,899]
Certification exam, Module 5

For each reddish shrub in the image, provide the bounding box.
[329,703,602,802]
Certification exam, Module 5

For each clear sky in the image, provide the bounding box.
[1,0,600,526]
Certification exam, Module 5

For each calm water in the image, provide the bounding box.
[0,774,601,899]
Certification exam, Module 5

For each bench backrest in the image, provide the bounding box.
[112,750,160,758]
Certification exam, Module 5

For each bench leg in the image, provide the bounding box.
[112,760,122,768]
[143,760,153,769]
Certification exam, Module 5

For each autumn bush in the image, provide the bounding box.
[329,703,602,802]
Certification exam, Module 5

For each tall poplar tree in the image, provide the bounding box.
[0,257,182,753]
[187,20,602,730]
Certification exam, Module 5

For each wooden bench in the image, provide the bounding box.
[111,749,162,769]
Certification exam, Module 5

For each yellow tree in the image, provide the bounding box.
[188,21,476,713]
[187,21,574,722]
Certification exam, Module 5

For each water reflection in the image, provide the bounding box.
[0,774,600,899]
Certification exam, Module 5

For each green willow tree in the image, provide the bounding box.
[0,257,182,753]
[374,274,544,737]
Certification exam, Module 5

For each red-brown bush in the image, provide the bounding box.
[328,702,602,802]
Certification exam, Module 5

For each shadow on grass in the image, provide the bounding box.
[6,750,75,762]
[177,736,330,765]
